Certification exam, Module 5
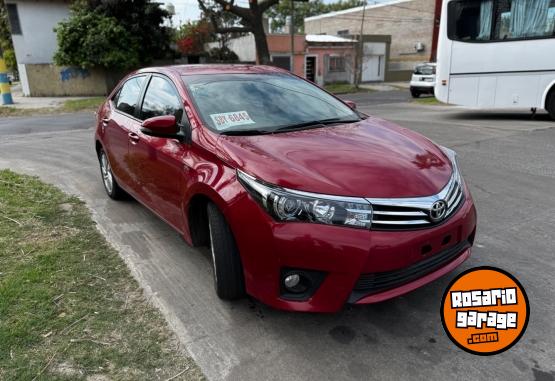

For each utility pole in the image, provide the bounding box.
[0,46,14,105]
[290,0,295,73]
[355,1,367,88]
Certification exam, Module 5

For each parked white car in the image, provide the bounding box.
[410,63,436,98]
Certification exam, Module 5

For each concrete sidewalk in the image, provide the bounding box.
[2,83,92,109]
[359,81,410,92]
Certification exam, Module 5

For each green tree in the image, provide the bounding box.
[54,0,171,70]
[198,0,280,64]
[54,11,140,69]
[82,0,172,64]
[0,0,17,72]
[0,0,11,50]
[267,0,366,33]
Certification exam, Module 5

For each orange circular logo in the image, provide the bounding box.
[441,266,529,355]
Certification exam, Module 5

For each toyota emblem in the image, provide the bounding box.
[430,200,447,222]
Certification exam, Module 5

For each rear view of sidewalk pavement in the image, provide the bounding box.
[2,83,92,109]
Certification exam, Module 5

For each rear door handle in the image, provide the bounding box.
[128,132,140,144]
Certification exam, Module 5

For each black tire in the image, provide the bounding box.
[98,148,127,200]
[411,90,420,98]
[207,203,245,300]
[547,91,555,120]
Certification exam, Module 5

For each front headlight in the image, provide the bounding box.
[440,146,464,185]
[237,170,373,229]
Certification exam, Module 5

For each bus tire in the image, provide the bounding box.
[547,90,555,120]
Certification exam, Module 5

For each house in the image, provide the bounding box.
[5,0,114,96]
[304,0,438,81]
[206,34,357,86]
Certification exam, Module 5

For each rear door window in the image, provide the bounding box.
[114,76,146,116]
[414,65,436,75]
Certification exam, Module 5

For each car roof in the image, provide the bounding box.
[135,64,289,76]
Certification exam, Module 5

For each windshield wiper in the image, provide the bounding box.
[272,117,360,133]
[220,129,272,136]
[220,117,361,136]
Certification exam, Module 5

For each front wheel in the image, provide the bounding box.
[207,203,245,300]
[411,89,420,98]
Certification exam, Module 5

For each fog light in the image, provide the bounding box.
[284,274,301,289]
[280,268,326,300]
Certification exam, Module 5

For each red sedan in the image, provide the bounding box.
[95,65,477,313]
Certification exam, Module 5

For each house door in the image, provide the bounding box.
[305,56,316,82]
[361,42,386,82]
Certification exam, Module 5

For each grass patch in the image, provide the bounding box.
[0,170,204,381]
[0,107,51,117]
[412,96,442,105]
[324,83,372,95]
[0,97,103,117]
[61,97,104,113]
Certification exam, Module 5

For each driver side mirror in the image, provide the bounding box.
[344,100,357,110]
[141,115,190,142]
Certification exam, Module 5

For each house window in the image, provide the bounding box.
[271,55,291,71]
[337,29,349,36]
[6,4,22,35]
[329,56,345,72]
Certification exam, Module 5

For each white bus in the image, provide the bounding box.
[435,0,555,119]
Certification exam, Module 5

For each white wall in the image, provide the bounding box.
[8,0,70,64]
[206,35,256,62]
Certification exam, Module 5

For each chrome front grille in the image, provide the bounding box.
[366,166,465,230]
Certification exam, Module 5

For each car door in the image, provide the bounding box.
[104,75,147,190]
[127,75,189,232]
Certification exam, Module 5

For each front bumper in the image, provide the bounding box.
[226,186,477,313]
[410,84,435,93]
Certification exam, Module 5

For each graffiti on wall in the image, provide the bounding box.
[60,67,90,82]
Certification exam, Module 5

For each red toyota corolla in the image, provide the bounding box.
[95,64,477,313]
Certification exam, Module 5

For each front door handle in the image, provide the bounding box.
[128,132,140,144]
[101,117,109,127]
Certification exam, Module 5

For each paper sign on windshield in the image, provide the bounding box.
[210,111,255,130]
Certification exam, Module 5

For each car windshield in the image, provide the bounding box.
[414,65,436,75]
[183,73,360,134]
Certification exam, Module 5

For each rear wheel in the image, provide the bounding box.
[98,149,127,200]
[207,203,245,300]
[547,90,555,120]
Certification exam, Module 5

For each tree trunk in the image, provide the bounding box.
[251,17,271,65]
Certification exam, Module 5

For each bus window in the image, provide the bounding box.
[448,0,555,42]
[448,0,492,41]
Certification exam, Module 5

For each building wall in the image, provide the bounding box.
[7,0,121,96]
[8,0,70,65]
[207,35,257,62]
[304,0,435,80]
[306,45,356,85]
[207,34,306,77]
[23,64,111,96]
[268,34,306,78]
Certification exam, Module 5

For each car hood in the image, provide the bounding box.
[216,116,453,198]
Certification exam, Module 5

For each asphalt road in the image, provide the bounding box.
[339,89,411,106]
[0,111,94,135]
[1,96,554,381]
